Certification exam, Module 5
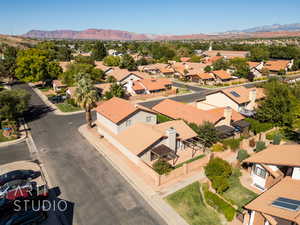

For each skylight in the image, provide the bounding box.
[230,91,240,97]
[272,197,300,211]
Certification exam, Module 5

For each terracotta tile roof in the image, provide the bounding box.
[96,97,154,124]
[136,78,172,92]
[264,60,290,72]
[180,57,191,62]
[197,72,215,80]
[207,56,223,63]
[207,107,244,121]
[109,68,147,82]
[247,61,261,68]
[132,81,145,91]
[155,120,197,140]
[94,83,112,94]
[245,177,300,223]
[212,70,232,80]
[243,144,300,167]
[52,80,66,87]
[94,61,113,72]
[152,99,221,125]
[117,123,164,155]
[59,61,71,72]
[221,86,265,104]
[116,120,197,155]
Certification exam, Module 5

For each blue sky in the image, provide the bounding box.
[1,0,300,35]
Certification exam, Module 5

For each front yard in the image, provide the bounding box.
[166,182,222,225]
[56,102,82,112]
[0,130,17,143]
[222,169,258,209]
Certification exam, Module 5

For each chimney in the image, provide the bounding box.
[224,106,232,126]
[248,89,257,110]
[166,127,177,151]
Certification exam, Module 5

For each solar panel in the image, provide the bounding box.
[272,197,300,211]
[230,91,240,97]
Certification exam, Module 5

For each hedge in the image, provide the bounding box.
[203,184,235,221]
[222,138,242,151]
[153,159,174,175]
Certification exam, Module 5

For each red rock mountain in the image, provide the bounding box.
[23,29,300,40]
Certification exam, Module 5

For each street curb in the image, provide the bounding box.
[78,125,189,225]
[0,133,26,148]
[28,83,85,116]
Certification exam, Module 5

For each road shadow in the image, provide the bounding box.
[23,105,55,123]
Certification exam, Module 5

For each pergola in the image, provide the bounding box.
[151,144,178,164]
[182,137,205,157]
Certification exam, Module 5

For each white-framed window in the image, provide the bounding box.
[126,120,131,127]
[254,165,266,178]
[146,116,152,122]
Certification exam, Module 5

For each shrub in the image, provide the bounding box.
[211,143,225,152]
[66,98,77,106]
[237,149,250,162]
[249,139,256,148]
[245,118,274,135]
[255,141,266,152]
[222,138,241,151]
[205,157,232,180]
[211,176,230,194]
[273,133,281,145]
[153,159,173,175]
[203,184,235,221]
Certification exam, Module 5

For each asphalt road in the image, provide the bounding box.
[15,84,167,225]
[0,142,31,165]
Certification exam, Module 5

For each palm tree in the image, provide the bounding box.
[74,75,99,128]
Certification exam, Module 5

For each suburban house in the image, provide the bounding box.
[172,62,205,80]
[108,49,123,56]
[203,50,250,58]
[242,145,300,225]
[95,97,200,164]
[52,80,67,92]
[66,83,113,98]
[138,63,174,75]
[108,68,148,85]
[95,61,114,74]
[195,86,265,116]
[264,60,294,73]
[191,72,215,84]
[152,99,245,136]
[126,78,172,95]
[211,70,233,83]
[247,61,264,78]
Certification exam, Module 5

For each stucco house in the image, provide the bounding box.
[126,78,172,95]
[95,97,199,164]
[264,60,294,73]
[52,80,67,92]
[108,68,148,86]
[196,86,265,116]
[242,145,300,225]
[211,70,233,83]
[247,61,264,78]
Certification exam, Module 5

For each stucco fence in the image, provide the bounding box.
[128,88,178,101]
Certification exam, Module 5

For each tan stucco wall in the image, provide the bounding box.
[97,112,119,134]
[197,92,239,111]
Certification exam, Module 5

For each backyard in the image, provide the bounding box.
[166,182,222,225]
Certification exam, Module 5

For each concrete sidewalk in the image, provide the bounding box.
[79,124,189,225]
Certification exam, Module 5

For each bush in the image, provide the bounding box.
[222,138,241,151]
[237,149,249,162]
[211,176,230,194]
[66,98,77,107]
[211,143,225,152]
[245,118,274,135]
[153,159,173,175]
[255,141,266,152]
[273,133,281,145]
[203,184,235,221]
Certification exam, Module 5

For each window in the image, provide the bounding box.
[126,120,131,127]
[146,116,152,122]
[254,165,266,178]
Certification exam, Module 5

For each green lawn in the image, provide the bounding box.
[38,86,51,92]
[166,182,222,225]
[56,102,81,112]
[177,88,192,94]
[222,169,258,209]
[0,131,17,142]
[174,154,205,169]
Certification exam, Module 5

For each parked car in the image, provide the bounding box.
[0,170,41,186]
[0,180,36,198]
[0,210,47,225]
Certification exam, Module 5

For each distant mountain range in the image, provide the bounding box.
[22,23,300,40]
